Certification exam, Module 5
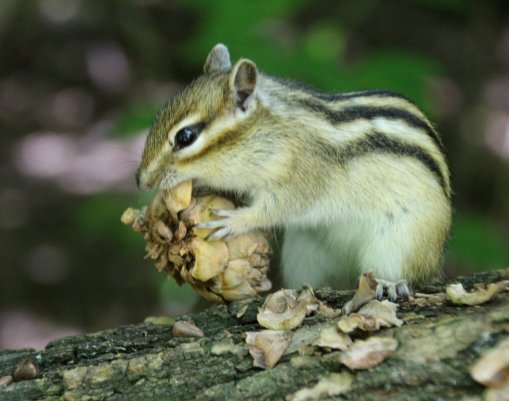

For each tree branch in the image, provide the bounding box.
[1,268,508,401]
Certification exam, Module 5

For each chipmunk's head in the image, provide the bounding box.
[136,44,261,191]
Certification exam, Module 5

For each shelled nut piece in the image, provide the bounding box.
[121,181,272,303]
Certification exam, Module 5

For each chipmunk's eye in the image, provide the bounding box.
[174,123,204,150]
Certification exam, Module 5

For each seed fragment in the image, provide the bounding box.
[246,330,291,369]
[13,360,39,382]
[257,286,318,330]
[172,321,204,338]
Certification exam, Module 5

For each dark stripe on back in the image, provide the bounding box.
[270,75,415,103]
[298,98,444,153]
[316,132,448,197]
[313,89,412,102]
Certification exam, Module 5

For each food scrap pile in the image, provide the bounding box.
[246,274,402,371]
[121,181,272,303]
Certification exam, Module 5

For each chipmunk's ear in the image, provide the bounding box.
[230,59,257,111]
[203,44,231,74]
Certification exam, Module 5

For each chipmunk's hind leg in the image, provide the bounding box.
[358,208,445,301]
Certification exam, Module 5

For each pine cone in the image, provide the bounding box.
[121,181,272,303]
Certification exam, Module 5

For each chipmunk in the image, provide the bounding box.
[136,43,452,299]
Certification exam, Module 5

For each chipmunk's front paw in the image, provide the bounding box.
[376,279,411,301]
[196,208,251,240]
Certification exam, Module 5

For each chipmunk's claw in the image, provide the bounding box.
[376,279,410,301]
[209,208,231,217]
[195,208,243,241]
[207,228,234,241]
[195,220,221,229]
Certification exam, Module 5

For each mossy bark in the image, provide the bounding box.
[1,269,508,401]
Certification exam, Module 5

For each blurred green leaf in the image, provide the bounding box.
[447,212,509,271]
[303,24,344,64]
[71,194,146,251]
[159,277,198,306]
[113,105,159,138]
[179,0,306,65]
[340,51,441,112]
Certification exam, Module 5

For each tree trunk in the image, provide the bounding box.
[1,268,508,401]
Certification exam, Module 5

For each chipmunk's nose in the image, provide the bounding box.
[136,168,153,191]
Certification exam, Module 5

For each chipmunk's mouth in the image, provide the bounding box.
[137,162,188,191]
[157,169,185,190]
